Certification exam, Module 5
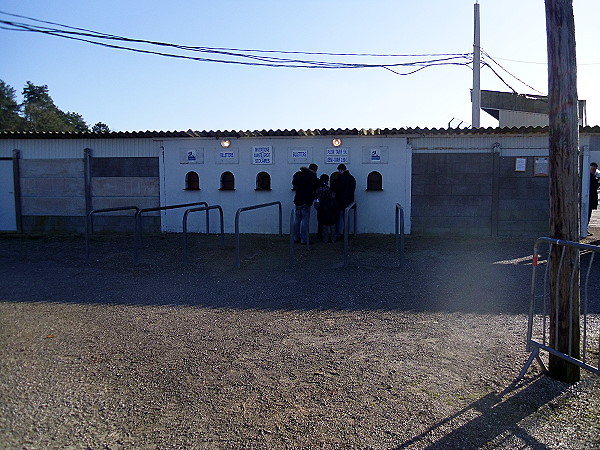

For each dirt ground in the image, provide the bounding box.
[0,230,599,449]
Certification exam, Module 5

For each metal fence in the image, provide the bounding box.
[519,237,600,378]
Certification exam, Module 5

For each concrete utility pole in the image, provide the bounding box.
[471,1,481,128]
[545,0,580,383]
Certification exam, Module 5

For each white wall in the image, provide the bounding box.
[159,136,412,234]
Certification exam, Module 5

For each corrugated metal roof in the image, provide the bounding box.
[1,126,600,139]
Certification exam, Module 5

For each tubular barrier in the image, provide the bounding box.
[235,201,282,268]
[183,205,224,264]
[134,201,208,264]
[289,203,357,267]
[343,202,357,267]
[85,206,139,262]
[395,203,405,265]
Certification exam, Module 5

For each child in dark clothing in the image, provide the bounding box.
[315,174,338,243]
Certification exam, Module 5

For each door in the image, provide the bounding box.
[0,159,17,231]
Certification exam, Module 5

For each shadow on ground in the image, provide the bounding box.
[396,376,569,449]
[1,233,599,315]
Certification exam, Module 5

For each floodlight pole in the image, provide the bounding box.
[471,1,481,128]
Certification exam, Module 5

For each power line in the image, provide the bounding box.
[0,10,472,74]
[481,49,545,95]
[0,10,469,59]
[481,54,600,66]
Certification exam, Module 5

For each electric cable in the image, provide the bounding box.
[0,10,473,74]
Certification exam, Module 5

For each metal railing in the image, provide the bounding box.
[234,201,282,268]
[288,202,357,267]
[519,237,600,378]
[395,203,405,265]
[134,201,209,264]
[343,202,357,267]
[85,206,139,262]
[183,205,224,264]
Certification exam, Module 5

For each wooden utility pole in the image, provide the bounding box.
[545,0,580,383]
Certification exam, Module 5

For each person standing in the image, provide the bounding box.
[292,163,320,244]
[588,162,599,231]
[314,174,338,243]
[331,163,356,237]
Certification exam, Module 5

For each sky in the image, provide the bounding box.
[1,0,599,132]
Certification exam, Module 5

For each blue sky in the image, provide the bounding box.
[1,0,598,132]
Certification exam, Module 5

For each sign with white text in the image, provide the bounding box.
[216,149,238,164]
[252,146,273,164]
[326,148,349,164]
[288,147,312,164]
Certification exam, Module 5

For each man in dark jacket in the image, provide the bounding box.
[292,163,320,244]
[332,163,356,237]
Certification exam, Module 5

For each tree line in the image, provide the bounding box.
[0,80,110,133]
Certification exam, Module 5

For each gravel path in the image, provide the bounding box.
[0,233,598,449]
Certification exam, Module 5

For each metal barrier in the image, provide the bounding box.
[395,203,405,265]
[288,203,357,267]
[234,201,282,268]
[134,201,209,264]
[85,206,139,262]
[519,237,600,378]
[183,205,225,264]
[343,202,357,267]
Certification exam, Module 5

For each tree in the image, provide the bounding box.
[0,80,111,133]
[91,122,111,133]
[0,80,26,131]
[21,81,89,132]
[545,0,580,383]
[61,111,89,132]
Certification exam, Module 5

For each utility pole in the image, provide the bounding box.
[545,0,580,383]
[471,1,481,128]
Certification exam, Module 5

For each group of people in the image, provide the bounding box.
[292,163,356,244]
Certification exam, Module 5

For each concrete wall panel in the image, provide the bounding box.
[22,178,84,196]
[21,197,86,216]
[92,177,159,197]
[20,159,83,177]
[91,197,160,212]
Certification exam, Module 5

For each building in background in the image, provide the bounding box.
[1,125,599,237]
[480,90,587,128]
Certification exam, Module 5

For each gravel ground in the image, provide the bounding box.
[0,231,598,449]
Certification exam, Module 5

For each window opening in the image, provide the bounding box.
[256,171,271,190]
[185,171,200,190]
[366,171,383,191]
[220,171,235,190]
